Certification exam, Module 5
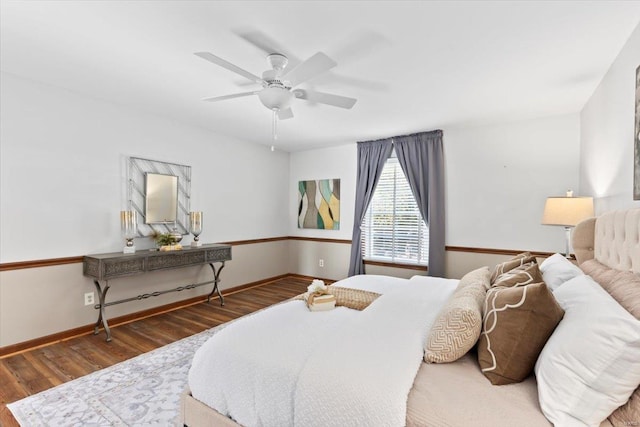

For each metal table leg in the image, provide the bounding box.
[207,261,225,306]
[93,279,112,342]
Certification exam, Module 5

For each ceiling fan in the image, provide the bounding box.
[195,50,357,120]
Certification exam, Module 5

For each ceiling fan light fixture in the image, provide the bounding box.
[258,86,293,110]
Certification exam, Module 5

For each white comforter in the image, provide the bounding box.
[188,274,457,427]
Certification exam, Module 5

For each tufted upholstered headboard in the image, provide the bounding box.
[573,208,640,274]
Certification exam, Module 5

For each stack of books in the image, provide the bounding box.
[307,293,336,312]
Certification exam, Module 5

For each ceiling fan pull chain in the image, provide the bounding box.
[271,109,277,151]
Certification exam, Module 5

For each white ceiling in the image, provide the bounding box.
[2,1,639,152]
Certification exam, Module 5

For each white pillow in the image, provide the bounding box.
[539,253,584,291]
[535,275,640,426]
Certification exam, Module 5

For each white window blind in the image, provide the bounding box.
[361,155,429,266]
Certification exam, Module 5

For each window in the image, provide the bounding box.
[361,153,429,266]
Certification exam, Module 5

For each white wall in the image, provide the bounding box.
[288,240,351,280]
[0,72,290,263]
[580,24,640,213]
[289,144,356,240]
[445,114,581,252]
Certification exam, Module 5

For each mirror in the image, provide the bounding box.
[127,157,191,237]
[145,173,178,223]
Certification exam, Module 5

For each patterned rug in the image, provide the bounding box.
[7,322,229,426]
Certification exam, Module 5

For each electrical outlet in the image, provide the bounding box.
[84,292,95,306]
[319,259,324,268]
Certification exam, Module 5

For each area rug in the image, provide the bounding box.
[7,322,230,426]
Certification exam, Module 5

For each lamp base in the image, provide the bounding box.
[191,241,202,247]
[564,226,572,259]
[123,246,136,254]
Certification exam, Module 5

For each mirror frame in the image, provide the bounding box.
[127,156,191,237]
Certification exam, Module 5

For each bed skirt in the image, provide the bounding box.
[181,387,241,427]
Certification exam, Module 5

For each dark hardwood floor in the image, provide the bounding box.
[0,276,311,427]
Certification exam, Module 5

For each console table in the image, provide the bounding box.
[83,243,232,341]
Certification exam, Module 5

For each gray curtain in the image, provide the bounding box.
[394,130,445,277]
[348,138,394,276]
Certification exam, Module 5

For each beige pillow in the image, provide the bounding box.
[490,252,537,283]
[477,282,564,385]
[609,386,640,427]
[600,271,640,320]
[424,267,490,363]
[605,271,640,425]
[492,262,543,288]
[580,259,621,288]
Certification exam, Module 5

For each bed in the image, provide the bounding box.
[181,208,640,427]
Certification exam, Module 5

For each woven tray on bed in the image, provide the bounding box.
[294,285,381,311]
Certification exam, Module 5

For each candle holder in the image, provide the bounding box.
[190,211,203,247]
[120,211,138,253]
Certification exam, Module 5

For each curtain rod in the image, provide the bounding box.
[357,129,442,144]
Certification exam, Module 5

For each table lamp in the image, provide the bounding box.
[541,190,594,258]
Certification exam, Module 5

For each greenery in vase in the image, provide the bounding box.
[153,232,178,246]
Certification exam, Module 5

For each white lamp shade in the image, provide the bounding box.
[542,197,594,226]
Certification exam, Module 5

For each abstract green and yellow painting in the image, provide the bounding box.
[298,179,340,229]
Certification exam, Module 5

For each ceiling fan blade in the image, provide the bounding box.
[294,89,357,109]
[283,52,337,87]
[277,108,294,120]
[195,52,264,85]
[202,91,259,102]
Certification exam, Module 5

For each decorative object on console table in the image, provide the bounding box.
[190,211,203,247]
[541,190,594,258]
[153,229,183,251]
[120,210,138,253]
[168,222,184,243]
[159,244,183,251]
[83,243,232,341]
